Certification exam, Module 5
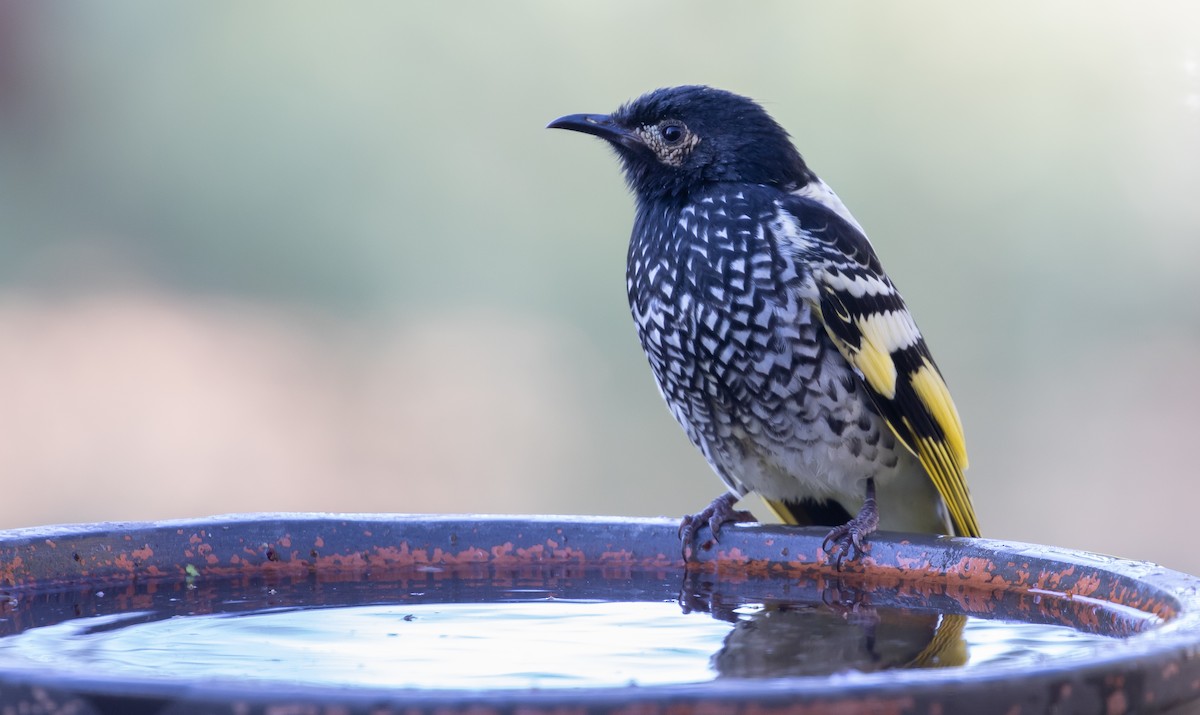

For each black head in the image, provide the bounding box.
[549,86,813,204]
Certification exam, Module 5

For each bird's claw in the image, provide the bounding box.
[678,493,754,558]
[822,478,879,570]
[822,523,871,570]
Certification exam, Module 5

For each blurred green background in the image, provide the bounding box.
[1,3,1197,572]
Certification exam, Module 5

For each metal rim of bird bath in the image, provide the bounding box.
[1,513,1199,714]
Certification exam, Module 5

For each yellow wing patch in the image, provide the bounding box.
[912,433,979,537]
[853,336,898,399]
[812,291,979,537]
[905,358,977,536]
[909,361,969,470]
[851,310,923,400]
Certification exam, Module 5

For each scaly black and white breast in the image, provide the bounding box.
[626,184,948,533]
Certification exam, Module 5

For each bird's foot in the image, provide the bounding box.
[821,516,877,568]
[677,571,739,622]
[822,478,879,569]
[678,492,755,559]
[821,584,879,627]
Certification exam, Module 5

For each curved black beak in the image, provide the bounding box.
[548,113,642,150]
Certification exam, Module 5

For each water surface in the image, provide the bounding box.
[0,582,1151,689]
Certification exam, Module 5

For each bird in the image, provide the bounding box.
[548,86,979,564]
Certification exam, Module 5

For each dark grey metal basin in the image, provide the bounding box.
[1,514,1198,714]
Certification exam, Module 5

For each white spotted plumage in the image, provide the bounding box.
[551,85,979,552]
[625,184,954,532]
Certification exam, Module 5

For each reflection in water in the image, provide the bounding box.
[682,575,972,677]
[711,605,967,678]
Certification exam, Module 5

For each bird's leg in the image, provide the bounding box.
[821,583,880,628]
[676,571,739,622]
[678,492,755,558]
[822,478,879,568]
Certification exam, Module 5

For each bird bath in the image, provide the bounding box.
[1,514,1199,714]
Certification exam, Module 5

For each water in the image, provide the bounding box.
[0,601,728,689]
[0,574,1160,690]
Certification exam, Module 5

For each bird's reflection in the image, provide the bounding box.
[680,574,968,677]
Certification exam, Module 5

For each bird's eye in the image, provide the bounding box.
[660,123,685,144]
